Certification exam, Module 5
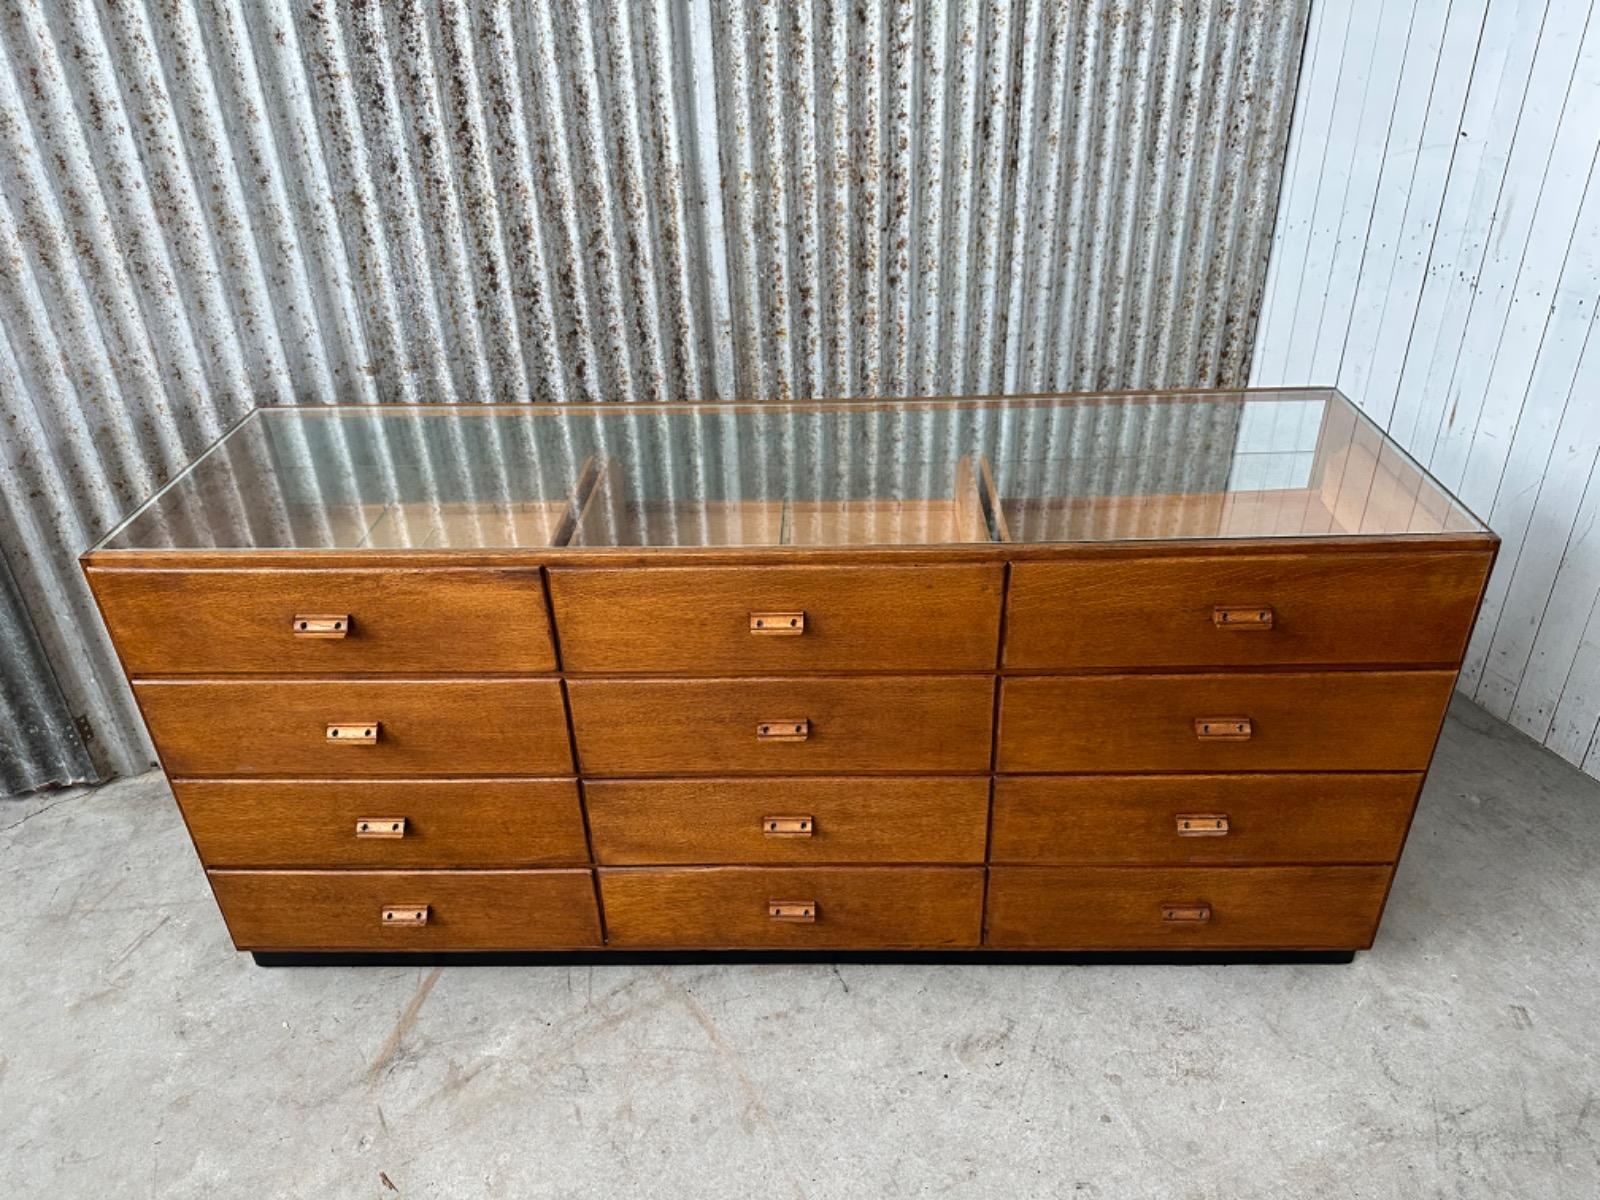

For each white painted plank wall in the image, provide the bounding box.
[1252,0,1600,777]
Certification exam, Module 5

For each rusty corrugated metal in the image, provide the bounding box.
[0,547,91,794]
[0,0,1309,788]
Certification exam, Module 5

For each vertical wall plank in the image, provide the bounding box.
[1331,0,1461,412]
[1301,0,1414,384]
[1458,26,1600,698]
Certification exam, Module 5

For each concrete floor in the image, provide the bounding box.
[1,697,1597,1198]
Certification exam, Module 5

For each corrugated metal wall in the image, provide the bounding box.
[1252,0,1600,781]
[0,0,1309,790]
[0,548,91,794]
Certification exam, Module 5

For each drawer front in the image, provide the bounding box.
[586,777,990,865]
[998,671,1453,773]
[985,866,1391,949]
[175,780,588,868]
[208,869,601,951]
[990,775,1418,865]
[600,866,984,948]
[88,567,556,675]
[549,565,1003,673]
[1004,550,1491,669]
[568,677,994,776]
[137,679,573,777]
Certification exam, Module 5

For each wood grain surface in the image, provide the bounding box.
[567,676,995,776]
[88,567,556,674]
[136,679,573,777]
[208,869,601,950]
[175,779,588,868]
[990,774,1419,864]
[600,866,984,948]
[998,671,1454,772]
[984,865,1391,949]
[1003,550,1492,669]
[549,564,1003,673]
[585,776,990,864]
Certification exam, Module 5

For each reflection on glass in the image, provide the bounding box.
[570,454,995,547]
[93,389,1486,552]
[992,393,1481,541]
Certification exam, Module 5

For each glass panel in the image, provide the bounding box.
[93,390,1487,551]
[987,390,1484,541]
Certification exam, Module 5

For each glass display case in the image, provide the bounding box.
[83,388,1497,963]
[93,388,1486,553]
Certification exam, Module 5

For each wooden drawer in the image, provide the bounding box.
[88,567,556,675]
[600,867,984,948]
[548,565,1003,673]
[137,679,573,777]
[997,671,1453,773]
[586,777,989,864]
[1003,550,1491,669]
[990,775,1418,864]
[208,869,601,951]
[567,676,994,776]
[985,866,1391,949]
[175,780,589,868]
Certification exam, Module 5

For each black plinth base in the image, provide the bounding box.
[252,949,1357,967]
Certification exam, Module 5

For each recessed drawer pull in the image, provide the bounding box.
[768,900,817,923]
[750,611,805,636]
[1175,813,1230,837]
[293,613,351,639]
[762,814,814,837]
[381,905,429,927]
[1193,716,1251,741]
[1161,902,1211,924]
[1212,605,1273,630]
[757,718,810,742]
[356,817,407,839]
[326,722,380,745]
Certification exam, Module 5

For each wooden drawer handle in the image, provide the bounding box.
[757,719,810,742]
[356,817,407,839]
[326,722,379,745]
[768,900,816,923]
[750,611,805,636]
[1161,902,1211,924]
[293,613,350,638]
[1175,813,1229,837]
[382,905,429,927]
[1213,605,1273,630]
[762,814,814,837]
[1193,716,1251,741]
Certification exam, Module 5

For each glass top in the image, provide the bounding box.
[92,390,1488,551]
